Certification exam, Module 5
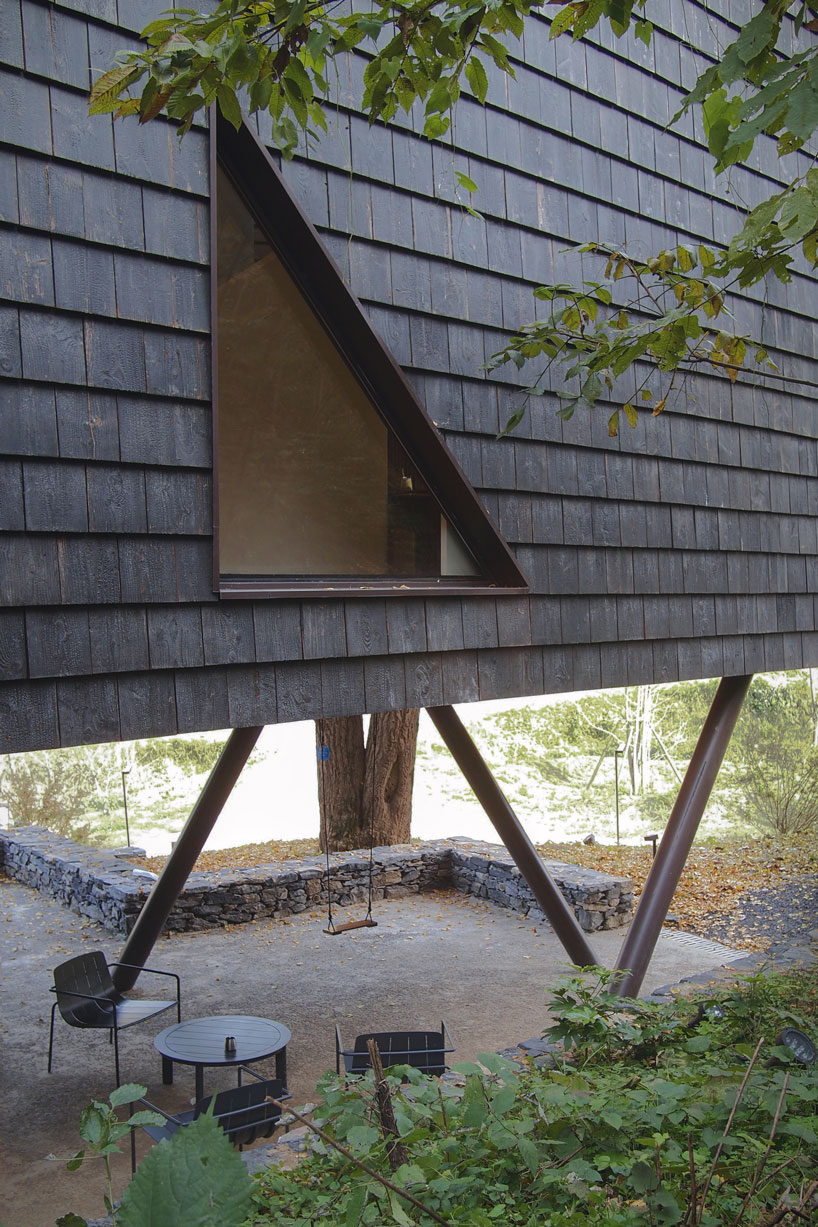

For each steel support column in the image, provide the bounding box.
[113,726,263,991]
[426,705,598,967]
[613,674,752,998]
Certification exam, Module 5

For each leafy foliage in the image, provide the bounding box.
[88,0,542,152]
[0,735,224,846]
[88,0,818,433]
[0,747,96,844]
[488,1,818,431]
[733,676,818,836]
[119,1111,253,1227]
[246,968,818,1226]
[57,1085,164,1225]
[484,246,778,438]
[61,1087,252,1227]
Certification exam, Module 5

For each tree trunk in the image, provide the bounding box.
[626,686,654,794]
[316,710,419,851]
[316,715,366,852]
[362,709,419,846]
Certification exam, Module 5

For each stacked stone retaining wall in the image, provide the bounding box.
[0,827,632,935]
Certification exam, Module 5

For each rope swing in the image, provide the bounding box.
[318,720,378,936]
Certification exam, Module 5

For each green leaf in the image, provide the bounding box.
[785,78,818,142]
[550,4,579,40]
[685,1035,711,1053]
[629,1158,658,1194]
[465,56,489,104]
[216,83,243,129]
[127,1109,167,1128]
[518,1136,540,1175]
[65,1150,86,1173]
[109,1084,146,1109]
[648,1187,683,1225]
[620,402,637,431]
[89,64,142,113]
[779,186,818,240]
[388,1191,414,1227]
[499,406,526,437]
[426,77,454,115]
[455,170,478,194]
[733,5,778,67]
[344,1185,367,1227]
[634,19,652,46]
[346,1125,381,1151]
[119,1113,252,1227]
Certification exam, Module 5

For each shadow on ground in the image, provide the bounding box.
[1,876,745,1227]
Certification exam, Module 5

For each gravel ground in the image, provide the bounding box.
[689,874,818,952]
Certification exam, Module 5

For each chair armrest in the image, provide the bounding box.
[441,1020,455,1052]
[109,962,181,992]
[335,1024,344,1074]
[108,963,181,1014]
[133,1097,179,1124]
[49,986,115,1007]
[236,1066,292,1100]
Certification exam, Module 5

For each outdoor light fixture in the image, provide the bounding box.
[691,1001,726,1027]
[614,744,626,846]
[771,1027,817,1066]
[121,767,131,848]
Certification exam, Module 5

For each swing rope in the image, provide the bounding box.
[320,718,378,936]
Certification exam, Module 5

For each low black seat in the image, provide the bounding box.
[48,950,181,1084]
[335,1021,455,1076]
[131,1071,289,1171]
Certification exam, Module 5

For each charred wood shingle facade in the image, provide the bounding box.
[2,0,818,752]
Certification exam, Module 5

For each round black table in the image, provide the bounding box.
[154,1014,290,1101]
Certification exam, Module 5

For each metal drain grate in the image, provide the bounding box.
[659,929,751,964]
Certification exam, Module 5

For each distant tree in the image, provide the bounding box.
[0,748,96,844]
[733,675,818,836]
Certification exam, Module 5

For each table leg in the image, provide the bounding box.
[161,1055,173,1086]
[275,1047,287,1090]
[195,1064,204,1103]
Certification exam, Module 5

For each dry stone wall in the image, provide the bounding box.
[0,827,632,934]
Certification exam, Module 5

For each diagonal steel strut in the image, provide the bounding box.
[113,726,263,991]
[426,704,598,967]
[613,674,752,998]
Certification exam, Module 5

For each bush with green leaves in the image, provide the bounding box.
[248,967,818,1227]
[57,970,817,1227]
[733,676,818,836]
[59,1084,254,1227]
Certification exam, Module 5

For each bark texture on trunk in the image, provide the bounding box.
[316,710,418,852]
[363,709,419,846]
[316,715,365,852]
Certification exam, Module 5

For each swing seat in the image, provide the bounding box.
[335,1021,454,1076]
[324,917,378,935]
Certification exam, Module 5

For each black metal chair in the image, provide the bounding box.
[130,1071,290,1172]
[48,951,181,1085]
[335,1021,455,1076]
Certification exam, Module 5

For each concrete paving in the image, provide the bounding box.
[0,875,748,1227]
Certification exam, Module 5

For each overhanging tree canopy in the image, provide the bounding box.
[90,1,818,433]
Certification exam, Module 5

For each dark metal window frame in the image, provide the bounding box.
[210,111,529,599]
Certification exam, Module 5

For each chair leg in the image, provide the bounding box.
[47,1003,58,1074]
[113,1029,121,1087]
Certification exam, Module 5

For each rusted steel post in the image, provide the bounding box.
[426,705,598,967]
[613,674,753,998]
[113,726,263,990]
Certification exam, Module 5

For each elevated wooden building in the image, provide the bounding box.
[1,0,816,990]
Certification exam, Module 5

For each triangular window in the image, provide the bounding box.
[214,114,528,597]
